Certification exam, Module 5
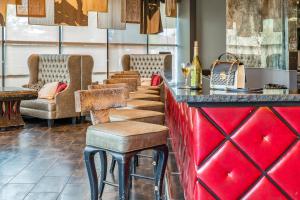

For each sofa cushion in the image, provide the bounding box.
[21,99,56,112]
[86,121,168,153]
[38,82,60,100]
[151,74,161,86]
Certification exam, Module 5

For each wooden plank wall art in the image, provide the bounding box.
[82,0,108,14]
[226,0,297,70]
[2,0,177,33]
[16,0,46,17]
[122,0,141,23]
[97,0,126,29]
[165,0,176,17]
[140,0,163,34]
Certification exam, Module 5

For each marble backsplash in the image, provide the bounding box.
[226,0,297,70]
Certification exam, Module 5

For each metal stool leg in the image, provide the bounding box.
[154,145,169,200]
[99,151,107,198]
[84,146,100,200]
[110,158,116,174]
[112,152,134,200]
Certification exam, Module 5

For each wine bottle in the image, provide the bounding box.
[190,41,202,90]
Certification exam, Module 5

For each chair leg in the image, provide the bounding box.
[112,152,134,200]
[72,117,77,125]
[84,146,100,200]
[154,145,169,200]
[47,119,54,128]
[109,158,116,174]
[99,151,107,198]
[153,151,159,174]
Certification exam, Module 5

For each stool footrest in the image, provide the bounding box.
[130,173,155,181]
[103,181,119,187]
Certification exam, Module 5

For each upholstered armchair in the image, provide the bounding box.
[121,54,172,83]
[21,54,93,127]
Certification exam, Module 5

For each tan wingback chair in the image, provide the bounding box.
[21,54,93,127]
[121,54,172,80]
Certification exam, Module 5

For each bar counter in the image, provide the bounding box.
[164,77,300,200]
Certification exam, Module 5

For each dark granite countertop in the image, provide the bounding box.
[164,77,300,107]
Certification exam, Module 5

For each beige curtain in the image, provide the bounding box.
[140,0,163,34]
[82,0,108,15]
[165,0,176,17]
[16,0,46,17]
[97,0,126,29]
[29,0,88,26]
[122,0,141,23]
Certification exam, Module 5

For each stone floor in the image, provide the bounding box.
[0,118,184,200]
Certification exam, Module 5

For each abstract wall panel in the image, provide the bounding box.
[97,0,126,30]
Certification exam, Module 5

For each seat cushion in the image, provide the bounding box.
[21,99,56,111]
[129,93,161,101]
[138,86,160,91]
[110,109,165,125]
[86,121,168,153]
[136,89,160,95]
[126,100,164,112]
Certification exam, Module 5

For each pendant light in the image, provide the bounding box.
[97,0,126,30]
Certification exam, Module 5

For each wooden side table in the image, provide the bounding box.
[0,87,38,129]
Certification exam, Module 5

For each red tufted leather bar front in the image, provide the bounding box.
[165,86,300,200]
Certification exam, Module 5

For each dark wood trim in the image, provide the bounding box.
[190,0,197,60]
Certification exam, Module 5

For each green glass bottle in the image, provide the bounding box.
[190,41,202,90]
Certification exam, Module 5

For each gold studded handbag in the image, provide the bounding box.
[210,53,246,90]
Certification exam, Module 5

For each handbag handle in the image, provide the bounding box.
[218,53,239,61]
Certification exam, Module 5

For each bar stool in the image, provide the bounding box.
[89,83,165,173]
[75,88,169,200]
[105,78,165,112]
[89,84,165,125]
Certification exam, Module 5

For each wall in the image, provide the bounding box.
[176,0,192,82]
[196,0,226,70]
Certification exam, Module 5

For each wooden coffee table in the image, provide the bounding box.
[0,87,38,129]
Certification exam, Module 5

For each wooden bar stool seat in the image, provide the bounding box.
[110,109,164,125]
[89,84,164,124]
[75,88,169,200]
[126,100,164,113]
[129,93,161,101]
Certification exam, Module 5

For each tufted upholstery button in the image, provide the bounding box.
[233,108,296,170]
[38,55,70,84]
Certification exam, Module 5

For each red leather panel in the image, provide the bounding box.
[194,181,215,200]
[164,86,300,200]
[192,109,224,165]
[202,107,254,134]
[198,142,261,200]
[274,107,300,133]
[269,142,300,199]
[243,178,287,200]
[233,107,297,169]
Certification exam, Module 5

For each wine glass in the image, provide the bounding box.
[181,63,191,89]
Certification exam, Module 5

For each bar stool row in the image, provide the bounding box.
[75,71,169,200]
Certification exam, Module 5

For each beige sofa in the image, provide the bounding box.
[121,54,172,82]
[21,54,93,127]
